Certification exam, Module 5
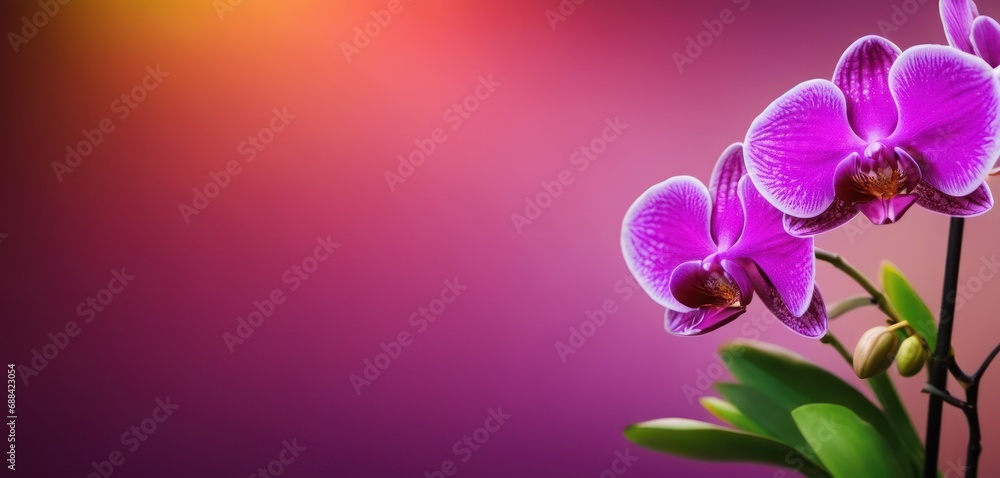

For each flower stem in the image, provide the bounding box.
[964,382,982,478]
[827,294,875,320]
[924,217,965,478]
[961,342,1000,478]
[820,332,852,363]
[814,249,904,325]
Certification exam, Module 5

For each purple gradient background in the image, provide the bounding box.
[2,0,999,476]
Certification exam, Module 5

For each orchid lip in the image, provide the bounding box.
[669,259,752,310]
[858,194,918,224]
[833,143,922,223]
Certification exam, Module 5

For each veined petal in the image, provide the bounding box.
[833,35,902,140]
[622,177,718,309]
[783,199,860,237]
[915,180,994,216]
[744,79,866,218]
[708,143,747,249]
[889,45,1000,196]
[665,307,746,336]
[972,15,1000,68]
[941,0,980,54]
[754,282,828,338]
[727,177,815,316]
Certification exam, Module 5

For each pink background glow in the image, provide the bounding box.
[2,0,999,476]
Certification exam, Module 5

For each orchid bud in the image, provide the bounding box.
[896,335,928,377]
[853,326,900,379]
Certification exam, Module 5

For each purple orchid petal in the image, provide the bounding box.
[941,0,981,54]
[833,35,901,140]
[708,143,747,249]
[744,79,866,218]
[665,306,747,336]
[888,45,1000,197]
[753,281,828,338]
[622,177,718,310]
[915,180,994,216]
[783,199,859,237]
[972,15,1000,68]
[726,177,815,316]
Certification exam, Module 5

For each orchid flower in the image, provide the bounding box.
[942,0,1000,69]
[743,36,1000,236]
[621,144,827,337]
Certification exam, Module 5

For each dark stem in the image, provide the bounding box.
[958,342,1000,478]
[972,342,1000,381]
[965,382,981,478]
[949,356,974,389]
[924,342,1000,478]
[923,217,965,478]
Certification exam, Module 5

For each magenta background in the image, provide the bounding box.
[2,0,999,476]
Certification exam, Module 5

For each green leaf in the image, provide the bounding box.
[721,340,890,432]
[867,372,924,468]
[881,261,938,353]
[625,418,830,478]
[720,340,920,475]
[699,396,770,437]
[791,404,901,478]
[714,383,823,468]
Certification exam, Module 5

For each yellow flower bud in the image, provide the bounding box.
[853,326,900,379]
[896,335,928,377]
